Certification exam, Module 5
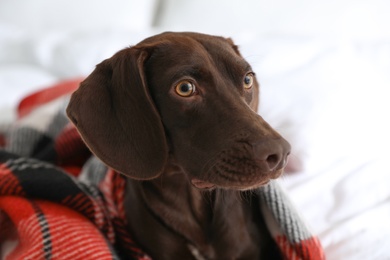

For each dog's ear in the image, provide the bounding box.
[225,37,242,56]
[66,47,168,180]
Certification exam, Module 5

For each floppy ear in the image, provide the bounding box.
[66,48,168,180]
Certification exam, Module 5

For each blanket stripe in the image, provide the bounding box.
[0,197,116,260]
[258,184,324,259]
[0,150,149,260]
[0,81,324,260]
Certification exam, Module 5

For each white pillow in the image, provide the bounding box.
[155,0,390,39]
[0,65,57,123]
[0,0,157,34]
[30,30,158,78]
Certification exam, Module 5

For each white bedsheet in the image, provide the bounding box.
[1,18,390,260]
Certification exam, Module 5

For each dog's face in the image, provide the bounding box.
[67,32,290,190]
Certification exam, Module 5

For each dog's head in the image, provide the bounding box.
[67,32,290,190]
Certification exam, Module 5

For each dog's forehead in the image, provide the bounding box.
[141,32,233,52]
[142,33,250,77]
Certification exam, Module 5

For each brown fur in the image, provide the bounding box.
[67,32,290,259]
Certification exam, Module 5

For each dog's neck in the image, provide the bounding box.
[124,170,265,259]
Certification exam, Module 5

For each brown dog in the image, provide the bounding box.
[67,32,290,259]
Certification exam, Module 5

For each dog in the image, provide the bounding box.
[67,32,291,259]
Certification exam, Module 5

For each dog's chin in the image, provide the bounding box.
[190,169,283,191]
[190,178,269,191]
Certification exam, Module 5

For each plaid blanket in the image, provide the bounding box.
[0,80,325,259]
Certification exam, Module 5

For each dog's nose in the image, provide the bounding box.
[252,138,291,172]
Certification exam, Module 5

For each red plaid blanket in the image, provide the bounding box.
[0,80,325,259]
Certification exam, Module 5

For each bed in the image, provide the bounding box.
[1,0,390,259]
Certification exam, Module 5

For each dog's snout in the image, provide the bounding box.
[252,138,291,172]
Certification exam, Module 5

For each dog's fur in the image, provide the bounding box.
[67,32,290,259]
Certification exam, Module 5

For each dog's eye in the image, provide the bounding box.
[175,81,196,97]
[243,73,254,89]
